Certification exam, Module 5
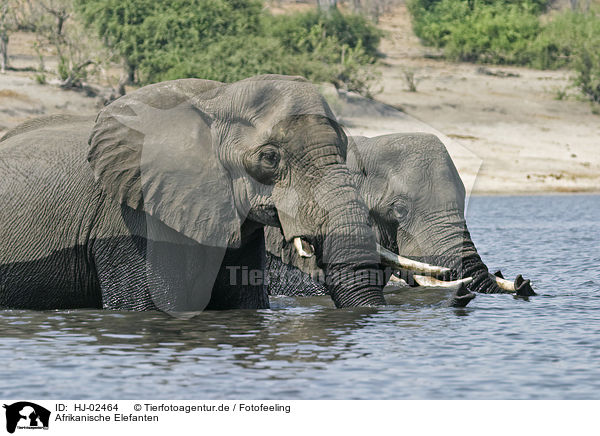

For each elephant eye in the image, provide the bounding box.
[393,203,410,221]
[243,145,282,185]
[259,147,280,170]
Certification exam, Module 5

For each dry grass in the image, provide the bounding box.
[553,185,600,192]
[447,133,480,140]
[0,89,30,101]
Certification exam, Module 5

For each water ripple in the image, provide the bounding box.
[0,195,598,398]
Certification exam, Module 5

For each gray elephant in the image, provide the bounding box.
[265,133,535,303]
[0,75,387,314]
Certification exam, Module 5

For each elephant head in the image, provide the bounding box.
[88,75,385,309]
[266,133,534,299]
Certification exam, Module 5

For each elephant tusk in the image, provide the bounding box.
[492,274,517,293]
[413,275,473,289]
[293,237,314,258]
[377,244,451,276]
[388,274,405,284]
[386,274,409,287]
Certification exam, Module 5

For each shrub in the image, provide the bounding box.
[408,0,600,105]
[151,25,381,96]
[574,41,600,104]
[444,3,540,64]
[408,0,472,47]
[76,0,264,83]
[529,10,600,103]
[265,9,382,95]
[267,9,383,59]
[529,11,600,68]
[408,0,541,64]
[76,0,381,96]
[143,35,295,83]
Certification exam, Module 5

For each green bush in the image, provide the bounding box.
[529,11,600,69]
[408,0,541,63]
[143,35,296,83]
[408,0,472,47]
[444,3,540,64]
[528,11,600,103]
[76,0,264,81]
[76,0,381,96]
[267,9,383,59]
[575,43,600,103]
[266,11,382,95]
[408,0,600,105]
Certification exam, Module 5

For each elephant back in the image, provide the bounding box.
[0,114,95,144]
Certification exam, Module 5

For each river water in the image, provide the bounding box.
[1,195,598,399]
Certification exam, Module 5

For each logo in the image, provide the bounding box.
[3,402,50,434]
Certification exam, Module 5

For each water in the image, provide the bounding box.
[1,195,598,399]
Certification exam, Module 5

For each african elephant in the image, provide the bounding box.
[0,75,386,314]
[265,133,535,302]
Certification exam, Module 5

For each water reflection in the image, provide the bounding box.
[0,287,460,399]
[0,293,442,368]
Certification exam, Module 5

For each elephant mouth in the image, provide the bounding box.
[247,205,280,227]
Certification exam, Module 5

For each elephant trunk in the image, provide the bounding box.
[411,224,537,295]
[454,247,505,294]
[411,210,506,295]
[275,162,386,307]
[315,175,386,307]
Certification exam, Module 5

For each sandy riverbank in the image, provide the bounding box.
[369,4,600,195]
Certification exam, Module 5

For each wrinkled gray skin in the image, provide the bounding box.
[266,133,533,300]
[0,75,385,313]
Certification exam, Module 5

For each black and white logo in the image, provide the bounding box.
[3,402,50,433]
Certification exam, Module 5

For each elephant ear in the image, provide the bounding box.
[346,136,369,181]
[88,79,243,248]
